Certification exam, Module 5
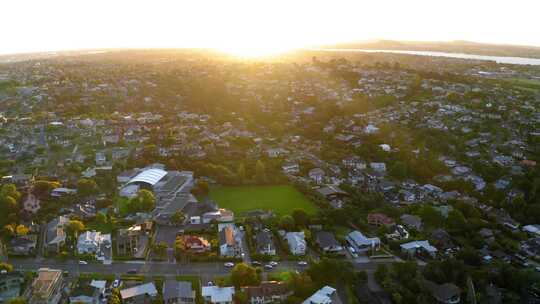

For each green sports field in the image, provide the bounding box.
[209,185,317,217]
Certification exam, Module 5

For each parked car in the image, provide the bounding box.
[224,262,235,268]
[126,269,137,274]
[252,261,262,266]
[269,261,278,267]
[79,260,88,265]
[264,264,273,270]
[297,261,308,266]
[112,279,121,288]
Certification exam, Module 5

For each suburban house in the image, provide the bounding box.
[430,229,455,251]
[285,232,306,256]
[116,221,153,258]
[120,282,159,304]
[69,280,107,304]
[163,280,195,304]
[317,185,349,208]
[22,193,41,214]
[9,234,37,256]
[523,224,540,236]
[423,280,461,304]
[400,240,438,258]
[28,268,64,304]
[77,231,111,254]
[308,168,325,184]
[282,162,300,175]
[367,213,395,227]
[346,231,380,252]
[45,216,69,254]
[302,286,342,304]
[242,281,292,304]
[255,230,276,256]
[202,209,234,224]
[180,235,211,253]
[400,214,423,231]
[218,224,242,257]
[202,286,235,304]
[315,231,343,253]
[0,271,24,302]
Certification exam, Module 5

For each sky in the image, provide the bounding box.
[2,0,540,56]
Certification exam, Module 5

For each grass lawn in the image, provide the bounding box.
[209,185,317,217]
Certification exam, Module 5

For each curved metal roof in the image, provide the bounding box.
[127,168,167,186]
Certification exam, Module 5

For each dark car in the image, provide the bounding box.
[126,269,137,274]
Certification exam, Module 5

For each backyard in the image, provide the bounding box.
[209,185,317,217]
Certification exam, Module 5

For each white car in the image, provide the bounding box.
[78,260,88,265]
[269,261,278,267]
[112,279,121,288]
[264,264,273,270]
[224,262,235,268]
[297,261,308,266]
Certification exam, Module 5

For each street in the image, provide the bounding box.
[8,257,383,278]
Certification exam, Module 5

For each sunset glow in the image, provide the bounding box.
[1,0,540,56]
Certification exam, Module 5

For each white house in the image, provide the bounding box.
[400,240,438,258]
[346,231,380,252]
[302,286,341,304]
[308,168,325,184]
[120,282,158,303]
[202,286,235,304]
[285,232,306,256]
[77,231,111,254]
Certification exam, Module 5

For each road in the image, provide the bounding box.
[8,257,384,278]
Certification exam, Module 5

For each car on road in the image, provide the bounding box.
[252,261,261,266]
[207,281,214,286]
[78,260,88,265]
[126,269,137,274]
[112,279,121,288]
[224,262,235,268]
[269,261,278,267]
[297,261,308,266]
[264,264,273,270]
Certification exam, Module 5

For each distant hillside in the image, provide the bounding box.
[322,40,540,59]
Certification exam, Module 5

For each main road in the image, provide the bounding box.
[8,257,383,278]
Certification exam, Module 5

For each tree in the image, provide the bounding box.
[279,215,295,231]
[0,196,18,213]
[446,210,467,233]
[0,184,21,201]
[137,189,155,212]
[15,224,29,236]
[153,241,168,259]
[142,144,158,161]
[33,180,60,198]
[255,160,267,184]
[77,178,99,197]
[171,211,186,225]
[192,180,210,196]
[418,205,444,228]
[109,288,121,304]
[237,163,246,183]
[2,224,15,238]
[6,298,26,304]
[0,262,13,272]
[374,264,388,284]
[292,209,309,228]
[288,272,315,298]
[230,263,261,287]
[95,212,107,225]
[129,189,156,213]
[66,220,85,238]
[390,161,408,180]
